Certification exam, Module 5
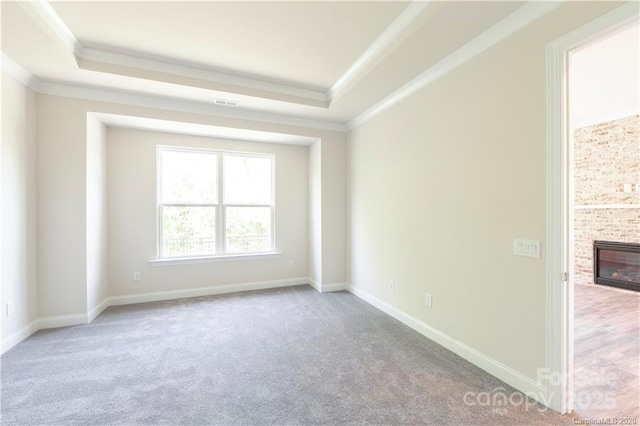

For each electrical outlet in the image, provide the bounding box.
[389,280,395,291]
[5,301,14,317]
[425,293,432,308]
[288,259,294,268]
[133,272,141,281]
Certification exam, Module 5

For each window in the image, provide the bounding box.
[158,146,274,258]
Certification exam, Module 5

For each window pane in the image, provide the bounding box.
[162,206,216,257]
[223,155,272,204]
[162,150,217,204]
[225,207,271,253]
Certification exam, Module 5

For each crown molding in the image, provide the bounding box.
[77,48,330,108]
[36,80,348,132]
[18,0,81,56]
[1,53,40,92]
[18,0,330,107]
[327,1,431,101]
[2,52,346,132]
[17,0,428,109]
[5,1,584,134]
[347,0,565,131]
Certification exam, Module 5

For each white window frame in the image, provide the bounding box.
[155,145,276,262]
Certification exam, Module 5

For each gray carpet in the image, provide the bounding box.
[1,285,573,425]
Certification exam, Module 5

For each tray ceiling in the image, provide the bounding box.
[1,1,532,126]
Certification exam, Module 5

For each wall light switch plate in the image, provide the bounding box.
[513,239,541,258]
[623,183,633,193]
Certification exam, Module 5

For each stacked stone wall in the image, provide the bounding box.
[573,115,639,286]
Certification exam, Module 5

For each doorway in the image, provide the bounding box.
[568,21,639,419]
[546,2,639,416]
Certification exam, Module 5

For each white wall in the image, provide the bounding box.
[107,128,309,296]
[86,114,109,315]
[347,1,622,383]
[570,20,639,128]
[1,73,38,347]
[309,140,322,285]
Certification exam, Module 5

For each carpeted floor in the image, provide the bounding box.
[1,285,574,425]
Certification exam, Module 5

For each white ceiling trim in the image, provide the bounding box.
[92,113,320,146]
[4,1,573,134]
[347,0,565,131]
[1,52,346,132]
[78,48,330,108]
[18,0,427,109]
[36,79,347,132]
[1,53,40,92]
[18,0,81,56]
[327,1,430,101]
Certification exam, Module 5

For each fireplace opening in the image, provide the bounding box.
[593,241,640,292]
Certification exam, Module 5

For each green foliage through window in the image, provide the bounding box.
[158,147,273,258]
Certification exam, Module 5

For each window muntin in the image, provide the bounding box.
[158,147,274,259]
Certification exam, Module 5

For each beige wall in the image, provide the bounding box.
[347,1,622,381]
[1,73,38,342]
[35,93,346,318]
[4,0,626,397]
[107,128,309,296]
[37,95,89,317]
[321,137,347,285]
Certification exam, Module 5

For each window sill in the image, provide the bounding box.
[148,252,282,267]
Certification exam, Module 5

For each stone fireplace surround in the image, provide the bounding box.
[573,114,639,289]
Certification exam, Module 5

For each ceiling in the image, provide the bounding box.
[1,1,527,127]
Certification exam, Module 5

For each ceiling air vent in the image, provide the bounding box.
[214,98,239,107]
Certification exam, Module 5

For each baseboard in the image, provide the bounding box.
[308,277,321,292]
[308,278,347,293]
[1,278,312,354]
[346,283,547,405]
[38,313,88,329]
[321,282,348,292]
[108,277,309,306]
[88,298,110,322]
[1,320,40,355]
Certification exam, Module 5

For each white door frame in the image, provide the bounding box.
[545,1,639,414]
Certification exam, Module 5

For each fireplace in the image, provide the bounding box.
[593,241,640,292]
